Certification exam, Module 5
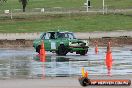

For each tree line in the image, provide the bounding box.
[0,0,29,12]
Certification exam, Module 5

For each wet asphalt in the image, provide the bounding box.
[0,46,132,79]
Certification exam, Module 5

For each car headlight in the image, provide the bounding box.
[82,40,89,46]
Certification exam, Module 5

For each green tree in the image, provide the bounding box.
[0,0,7,2]
[0,0,7,4]
[19,0,29,12]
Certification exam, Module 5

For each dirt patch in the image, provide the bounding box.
[0,39,33,48]
[0,37,131,48]
[89,37,132,47]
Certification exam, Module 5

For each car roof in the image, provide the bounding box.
[46,31,73,33]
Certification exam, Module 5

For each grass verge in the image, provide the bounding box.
[0,13,132,33]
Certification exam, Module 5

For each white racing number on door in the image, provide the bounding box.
[51,41,56,49]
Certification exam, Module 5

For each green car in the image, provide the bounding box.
[33,31,89,55]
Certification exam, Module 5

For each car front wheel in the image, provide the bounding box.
[57,45,68,56]
[79,49,88,55]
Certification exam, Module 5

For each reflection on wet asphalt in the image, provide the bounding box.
[0,46,132,79]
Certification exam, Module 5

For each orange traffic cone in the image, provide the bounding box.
[81,67,89,78]
[40,41,46,55]
[94,41,99,54]
[105,42,113,76]
[85,71,88,78]
[40,54,46,62]
[95,45,98,54]
[39,41,46,62]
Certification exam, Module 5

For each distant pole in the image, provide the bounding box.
[10,10,13,19]
[86,0,89,12]
[103,0,105,14]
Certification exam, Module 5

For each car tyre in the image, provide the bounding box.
[36,45,41,53]
[79,49,88,55]
[57,45,68,56]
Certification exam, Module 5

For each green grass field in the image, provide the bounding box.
[0,13,132,33]
[0,0,132,10]
[0,0,132,33]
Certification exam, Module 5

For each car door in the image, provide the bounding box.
[56,32,69,47]
[41,33,51,51]
[49,32,57,50]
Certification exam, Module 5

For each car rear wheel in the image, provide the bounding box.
[79,49,88,55]
[57,45,68,56]
[36,45,41,53]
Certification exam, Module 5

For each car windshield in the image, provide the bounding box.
[68,33,76,39]
[57,32,76,39]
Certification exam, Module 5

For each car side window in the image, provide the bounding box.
[41,33,56,39]
[44,33,51,39]
[58,33,65,38]
[50,32,56,39]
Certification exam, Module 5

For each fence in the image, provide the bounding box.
[0,0,132,19]
[0,6,132,19]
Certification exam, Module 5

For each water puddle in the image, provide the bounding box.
[0,46,132,79]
